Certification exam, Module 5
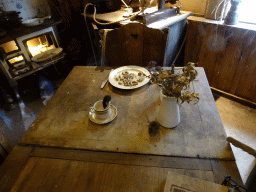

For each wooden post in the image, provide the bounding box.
[158,0,165,10]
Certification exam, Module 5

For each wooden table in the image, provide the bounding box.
[0,66,243,192]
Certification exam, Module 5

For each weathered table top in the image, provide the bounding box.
[19,66,234,160]
[0,66,243,192]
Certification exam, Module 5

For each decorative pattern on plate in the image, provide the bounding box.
[109,66,150,89]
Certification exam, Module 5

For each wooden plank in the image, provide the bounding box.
[196,23,221,84]
[19,66,233,160]
[103,23,166,67]
[30,147,212,171]
[192,68,235,160]
[211,87,256,109]
[184,169,215,183]
[0,146,33,192]
[211,160,244,186]
[185,20,205,64]
[185,18,256,103]
[229,32,256,95]
[209,27,254,94]
[209,26,239,91]
[10,156,215,192]
[234,35,256,102]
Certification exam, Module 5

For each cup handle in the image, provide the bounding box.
[90,107,95,112]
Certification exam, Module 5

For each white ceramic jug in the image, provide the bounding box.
[157,92,180,128]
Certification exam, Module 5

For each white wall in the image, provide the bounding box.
[130,0,208,15]
[180,0,207,15]
[180,0,230,20]
[0,0,51,20]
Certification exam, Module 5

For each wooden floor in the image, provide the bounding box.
[213,94,256,184]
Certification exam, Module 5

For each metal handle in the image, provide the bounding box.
[100,69,114,89]
[100,78,109,89]
[90,107,95,112]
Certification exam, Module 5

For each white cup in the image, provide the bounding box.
[90,100,111,120]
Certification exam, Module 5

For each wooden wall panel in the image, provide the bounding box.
[185,19,256,102]
[103,23,167,67]
[235,46,256,101]
[229,32,256,95]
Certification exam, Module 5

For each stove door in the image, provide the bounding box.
[16,26,59,62]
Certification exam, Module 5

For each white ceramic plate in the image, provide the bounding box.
[22,18,43,27]
[31,48,63,63]
[109,66,150,89]
[22,16,51,27]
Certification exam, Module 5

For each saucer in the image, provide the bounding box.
[89,104,117,124]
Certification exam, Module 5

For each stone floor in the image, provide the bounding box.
[0,69,255,185]
[0,64,68,160]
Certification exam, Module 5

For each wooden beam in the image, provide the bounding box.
[30,147,213,171]
[0,146,33,192]
[211,87,256,109]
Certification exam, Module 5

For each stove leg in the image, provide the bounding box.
[5,93,14,104]
[0,85,16,110]
[0,86,14,104]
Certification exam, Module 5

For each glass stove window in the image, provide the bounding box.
[8,55,24,64]
[27,35,56,57]
[0,41,19,53]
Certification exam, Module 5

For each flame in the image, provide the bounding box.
[28,44,55,57]
[9,55,23,64]
[28,45,43,56]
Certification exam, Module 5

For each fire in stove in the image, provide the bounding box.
[0,26,62,79]
[8,55,23,64]
[0,41,19,54]
[26,34,56,57]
